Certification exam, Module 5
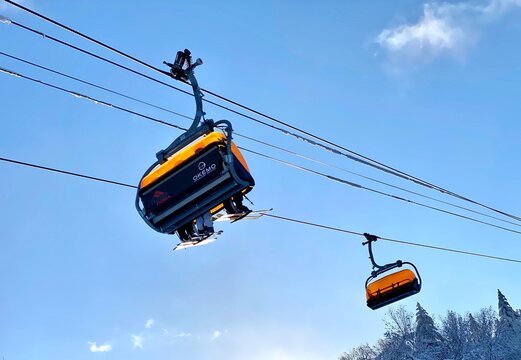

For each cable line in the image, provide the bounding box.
[0,0,450,183]
[239,133,521,228]
[0,14,452,188]
[2,8,519,224]
[4,0,168,76]
[3,50,519,230]
[2,65,520,236]
[0,51,192,121]
[243,149,521,236]
[0,67,185,131]
[1,155,519,264]
[1,19,294,133]
[4,17,377,169]
[263,214,521,264]
[0,156,136,189]
[5,0,521,225]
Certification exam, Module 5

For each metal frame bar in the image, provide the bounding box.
[363,233,422,288]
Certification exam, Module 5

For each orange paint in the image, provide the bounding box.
[140,131,250,190]
[366,269,417,300]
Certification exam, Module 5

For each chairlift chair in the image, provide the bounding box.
[363,233,422,310]
[135,50,254,247]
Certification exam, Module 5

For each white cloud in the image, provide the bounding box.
[377,4,465,56]
[174,332,192,338]
[88,342,112,353]
[162,328,169,334]
[211,330,222,340]
[131,334,144,349]
[145,318,155,329]
[376,0,521,63]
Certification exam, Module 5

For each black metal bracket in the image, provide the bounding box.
[154,49,216,164]
[164,49,205,135]
[363,232,403,277]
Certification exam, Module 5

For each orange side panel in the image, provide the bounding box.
[366,269,416,300]
[211,147,253,215]
[140,132,226,189]
[231,142,250,172]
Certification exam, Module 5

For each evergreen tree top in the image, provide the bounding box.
[498,289,519,319]
[341,291,521,360]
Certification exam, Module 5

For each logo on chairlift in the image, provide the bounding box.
[153,190,172,206]
[193,161,217,182]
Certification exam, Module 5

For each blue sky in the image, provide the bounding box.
[1,0,520,359]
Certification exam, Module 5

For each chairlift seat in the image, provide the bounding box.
[366,269,421,310]
[137,131,254,235]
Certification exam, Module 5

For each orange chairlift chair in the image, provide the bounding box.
[135,50,255,249]
[363,233,422,310]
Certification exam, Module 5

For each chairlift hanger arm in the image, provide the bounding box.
[363,233,403,275]
[156,50,211,163]
[164,49,205,133]
[363,233,423,289]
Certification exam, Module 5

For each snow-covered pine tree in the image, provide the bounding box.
[464,308,495,360]
[339,290,521,360]
[339,343,377,360]
[441,310,467,360]
[414,303,444,360]
[375,307,415,360]
[494,290,521,359]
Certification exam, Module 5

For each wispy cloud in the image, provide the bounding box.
[211,330,222,340]
[131,334,144,349]
[144,318,155,329]
[376,0,521,64]
[377,4,466,58]
[88,342,112,353]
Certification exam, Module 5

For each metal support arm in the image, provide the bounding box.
[156,49,212,163]
[164,49,206,134]
[363,233,403,278]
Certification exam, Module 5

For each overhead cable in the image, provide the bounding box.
[0,66,185,131]
[262,214,521,264]
[0,51,192,121]
[0,16,466,190]
[1,155,520,265]
[3,51,519,229]
[2,8,519,223]
[0,156,136,189]
[2,65,521,236]
[243,149,521,236]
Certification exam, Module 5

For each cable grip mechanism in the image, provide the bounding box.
[163,49,203,81]
[163,49,206,136]
[362,232,402,276]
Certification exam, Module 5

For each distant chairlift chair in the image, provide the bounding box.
[363,233,422,310]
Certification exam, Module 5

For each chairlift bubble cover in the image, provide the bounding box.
[366,269,421,310]
[137,131,254,235]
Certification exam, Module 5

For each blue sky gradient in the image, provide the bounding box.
[1,1,520,359]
